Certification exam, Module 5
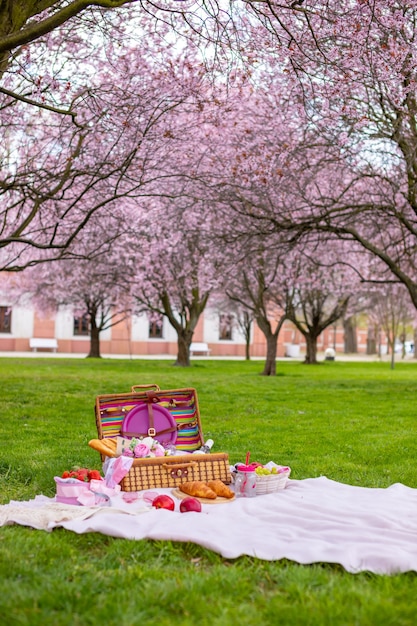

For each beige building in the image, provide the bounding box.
[0,298,372,358]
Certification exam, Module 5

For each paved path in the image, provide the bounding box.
[0,351,415,363]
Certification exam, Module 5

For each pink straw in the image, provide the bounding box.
[245,451,251,466]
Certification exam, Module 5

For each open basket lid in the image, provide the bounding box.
[121,403,177,445]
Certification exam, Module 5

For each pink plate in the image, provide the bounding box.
[121,403,177,445]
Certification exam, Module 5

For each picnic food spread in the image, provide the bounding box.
[54,383,291,505]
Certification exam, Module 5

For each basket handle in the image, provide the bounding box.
[162,460,197,479]
[162,461,197,470]
[131,384,161,392]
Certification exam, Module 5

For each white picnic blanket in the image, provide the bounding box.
[1,476,416,575]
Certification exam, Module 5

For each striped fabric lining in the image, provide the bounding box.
[96,390,203,451]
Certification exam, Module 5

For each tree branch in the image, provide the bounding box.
[0,86,82,125]
[0,0,137,55]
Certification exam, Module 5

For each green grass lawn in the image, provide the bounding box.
[1,357,416,625]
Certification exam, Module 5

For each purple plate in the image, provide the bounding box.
[121,403,177,445]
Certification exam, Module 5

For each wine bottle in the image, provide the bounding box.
[192,439,214,454]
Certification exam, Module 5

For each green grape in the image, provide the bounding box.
[256,466,275,476]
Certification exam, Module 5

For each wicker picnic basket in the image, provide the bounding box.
[119,452,231,491]
[94,384,231,491]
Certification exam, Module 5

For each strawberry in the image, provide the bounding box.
[60,467,101,482]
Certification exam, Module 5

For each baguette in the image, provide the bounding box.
[103,437,117,451]
[88,438,117,457]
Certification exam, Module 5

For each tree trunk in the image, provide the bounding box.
[414,327,417,360]
[174,332,192,367]
[343,317,357,353]
[160,290,209,367]
[366,326,377,355]
[304,334,318,364]
[261,332,278,376]
[87,324,101,358]
[239,311,252,361]
[243,314,252,360]
[389,338,395,369]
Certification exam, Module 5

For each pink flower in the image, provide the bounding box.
[134,443,150,458]
[153,444,165,457]
[122,448,134,457]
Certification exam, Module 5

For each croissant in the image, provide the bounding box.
[207,479,234,499]
[179,481,217,499]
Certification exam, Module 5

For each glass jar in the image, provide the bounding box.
[234,466,257,497]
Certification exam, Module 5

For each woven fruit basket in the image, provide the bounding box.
[255,468,291,495]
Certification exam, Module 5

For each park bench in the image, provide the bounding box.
[190,342,211,356]
[29,338,58,352]
[285,344,301,358]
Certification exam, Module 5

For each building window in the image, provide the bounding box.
[73,313,89,336]
[219,313,233,340]
[0,306,11,333]
[149,315,163,338]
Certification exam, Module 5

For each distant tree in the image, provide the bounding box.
[12,216,134,357]
[131,198,228,367]
[368,284,415,370]
[341,293,372,355]
[210,294,255,361]
[283,240,357,364]
[222,236,290,376]
[231,305,254,361]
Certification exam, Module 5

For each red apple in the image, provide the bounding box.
[180,497,202,513]
[152,495,175,511]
